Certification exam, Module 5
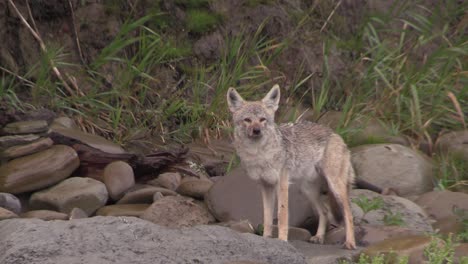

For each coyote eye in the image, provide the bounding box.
[243,118,252,123]
[259,117,266,122]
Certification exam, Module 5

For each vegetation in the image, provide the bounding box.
[0,1,466,182]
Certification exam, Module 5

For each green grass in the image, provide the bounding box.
[186,9,220,33]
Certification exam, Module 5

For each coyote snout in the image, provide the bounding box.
[227,84,356,250]
[245,119,265,139]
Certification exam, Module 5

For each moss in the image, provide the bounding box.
[175,0,210,8]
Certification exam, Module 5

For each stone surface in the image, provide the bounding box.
[291,241,361,264]
[149,172,181,191]
[436,130,468,161]
[351,144,433,196]
[0,134,40,148]
[351,189,433,233]
[103,161,135,201]
[141,196,215,228]
[0,145,80,194]
[20,210,68,221]
[205,167,314,227]
[51,117,77,129]
[176,179,213,199]
[1,137,53,159]
[2,120,48,134]
[30,177,108,215]
[96,204,150,217]
[0,217,307,264]
[0,207,18,220]
[361,235,434,264]
[272,226,312,241]
[50,125,125,154]
[326,224,423,247]
[0,192,21,214]
[69,207,88,219]
[414,190,468,221]
[117,185,177,204]
[218,220,256,234]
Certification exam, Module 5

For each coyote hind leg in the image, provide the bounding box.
[321,136,356,250]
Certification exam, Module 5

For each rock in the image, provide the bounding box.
[351,144,433,196]
[205,166,315,228]
[0,192,21,214]
[436,130,468,161]
[153,192,164,201]
[1,137,53,159]
[290,241,360,264]
[0,145,80,194]
[51,117,77,129]
[30,177,108,215]
[96,204,150,217]
[69,207,88,219]
[176,179,213,199]
[360,235,434,264]
[20,210,68,221]
[141,196,215,228]
[432,216,464,236]
[0,207,18,220]
[218,220,255,234]
[148,172,181,191]
[103,161,135,200]
[326,224,423,247]
[414,191,468,225]
[0,217,307,264]
[117,185,177,204]
[50,125,125,154]
[2,120,48,134]
[351,189,433,233]
[0,134,40,148]
[317,112,403,146]
[272,226,312,241]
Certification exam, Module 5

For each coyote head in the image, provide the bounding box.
[227,85,280,140]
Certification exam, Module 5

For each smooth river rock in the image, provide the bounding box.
[1,137,53,160]
[30,177,108,215]
[103,161,135,201]
[50,125,125,154]
[0,134,40,148]
[2,120,48,135]
[0,192,21,214]
[0,145,80,194]
[351,144,433,196]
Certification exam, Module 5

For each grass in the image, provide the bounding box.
[186,9,220,33]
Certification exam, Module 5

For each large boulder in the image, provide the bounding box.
[350,189,433,233]
[0,217,307,264]
[30,177,108,215]
[141,196,215,228]
[205,167,314,228]
[0,145,80,194]
[351,144,433,196]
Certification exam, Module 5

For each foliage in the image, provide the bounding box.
[352,195,384,223]
[186,9,220,33]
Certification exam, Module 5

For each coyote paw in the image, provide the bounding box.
[309,235,324,244]
[343,241,356,250]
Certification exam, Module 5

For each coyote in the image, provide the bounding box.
[227,84,356,249]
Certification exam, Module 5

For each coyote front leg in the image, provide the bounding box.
[260,184,276,238]
[277,169,289,241]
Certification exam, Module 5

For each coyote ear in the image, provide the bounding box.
[227,87,245,113]
[262,84,280,111]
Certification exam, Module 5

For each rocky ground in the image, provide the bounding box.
[0,112,467,263]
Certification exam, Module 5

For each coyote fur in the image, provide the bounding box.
[227,84,356,249]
